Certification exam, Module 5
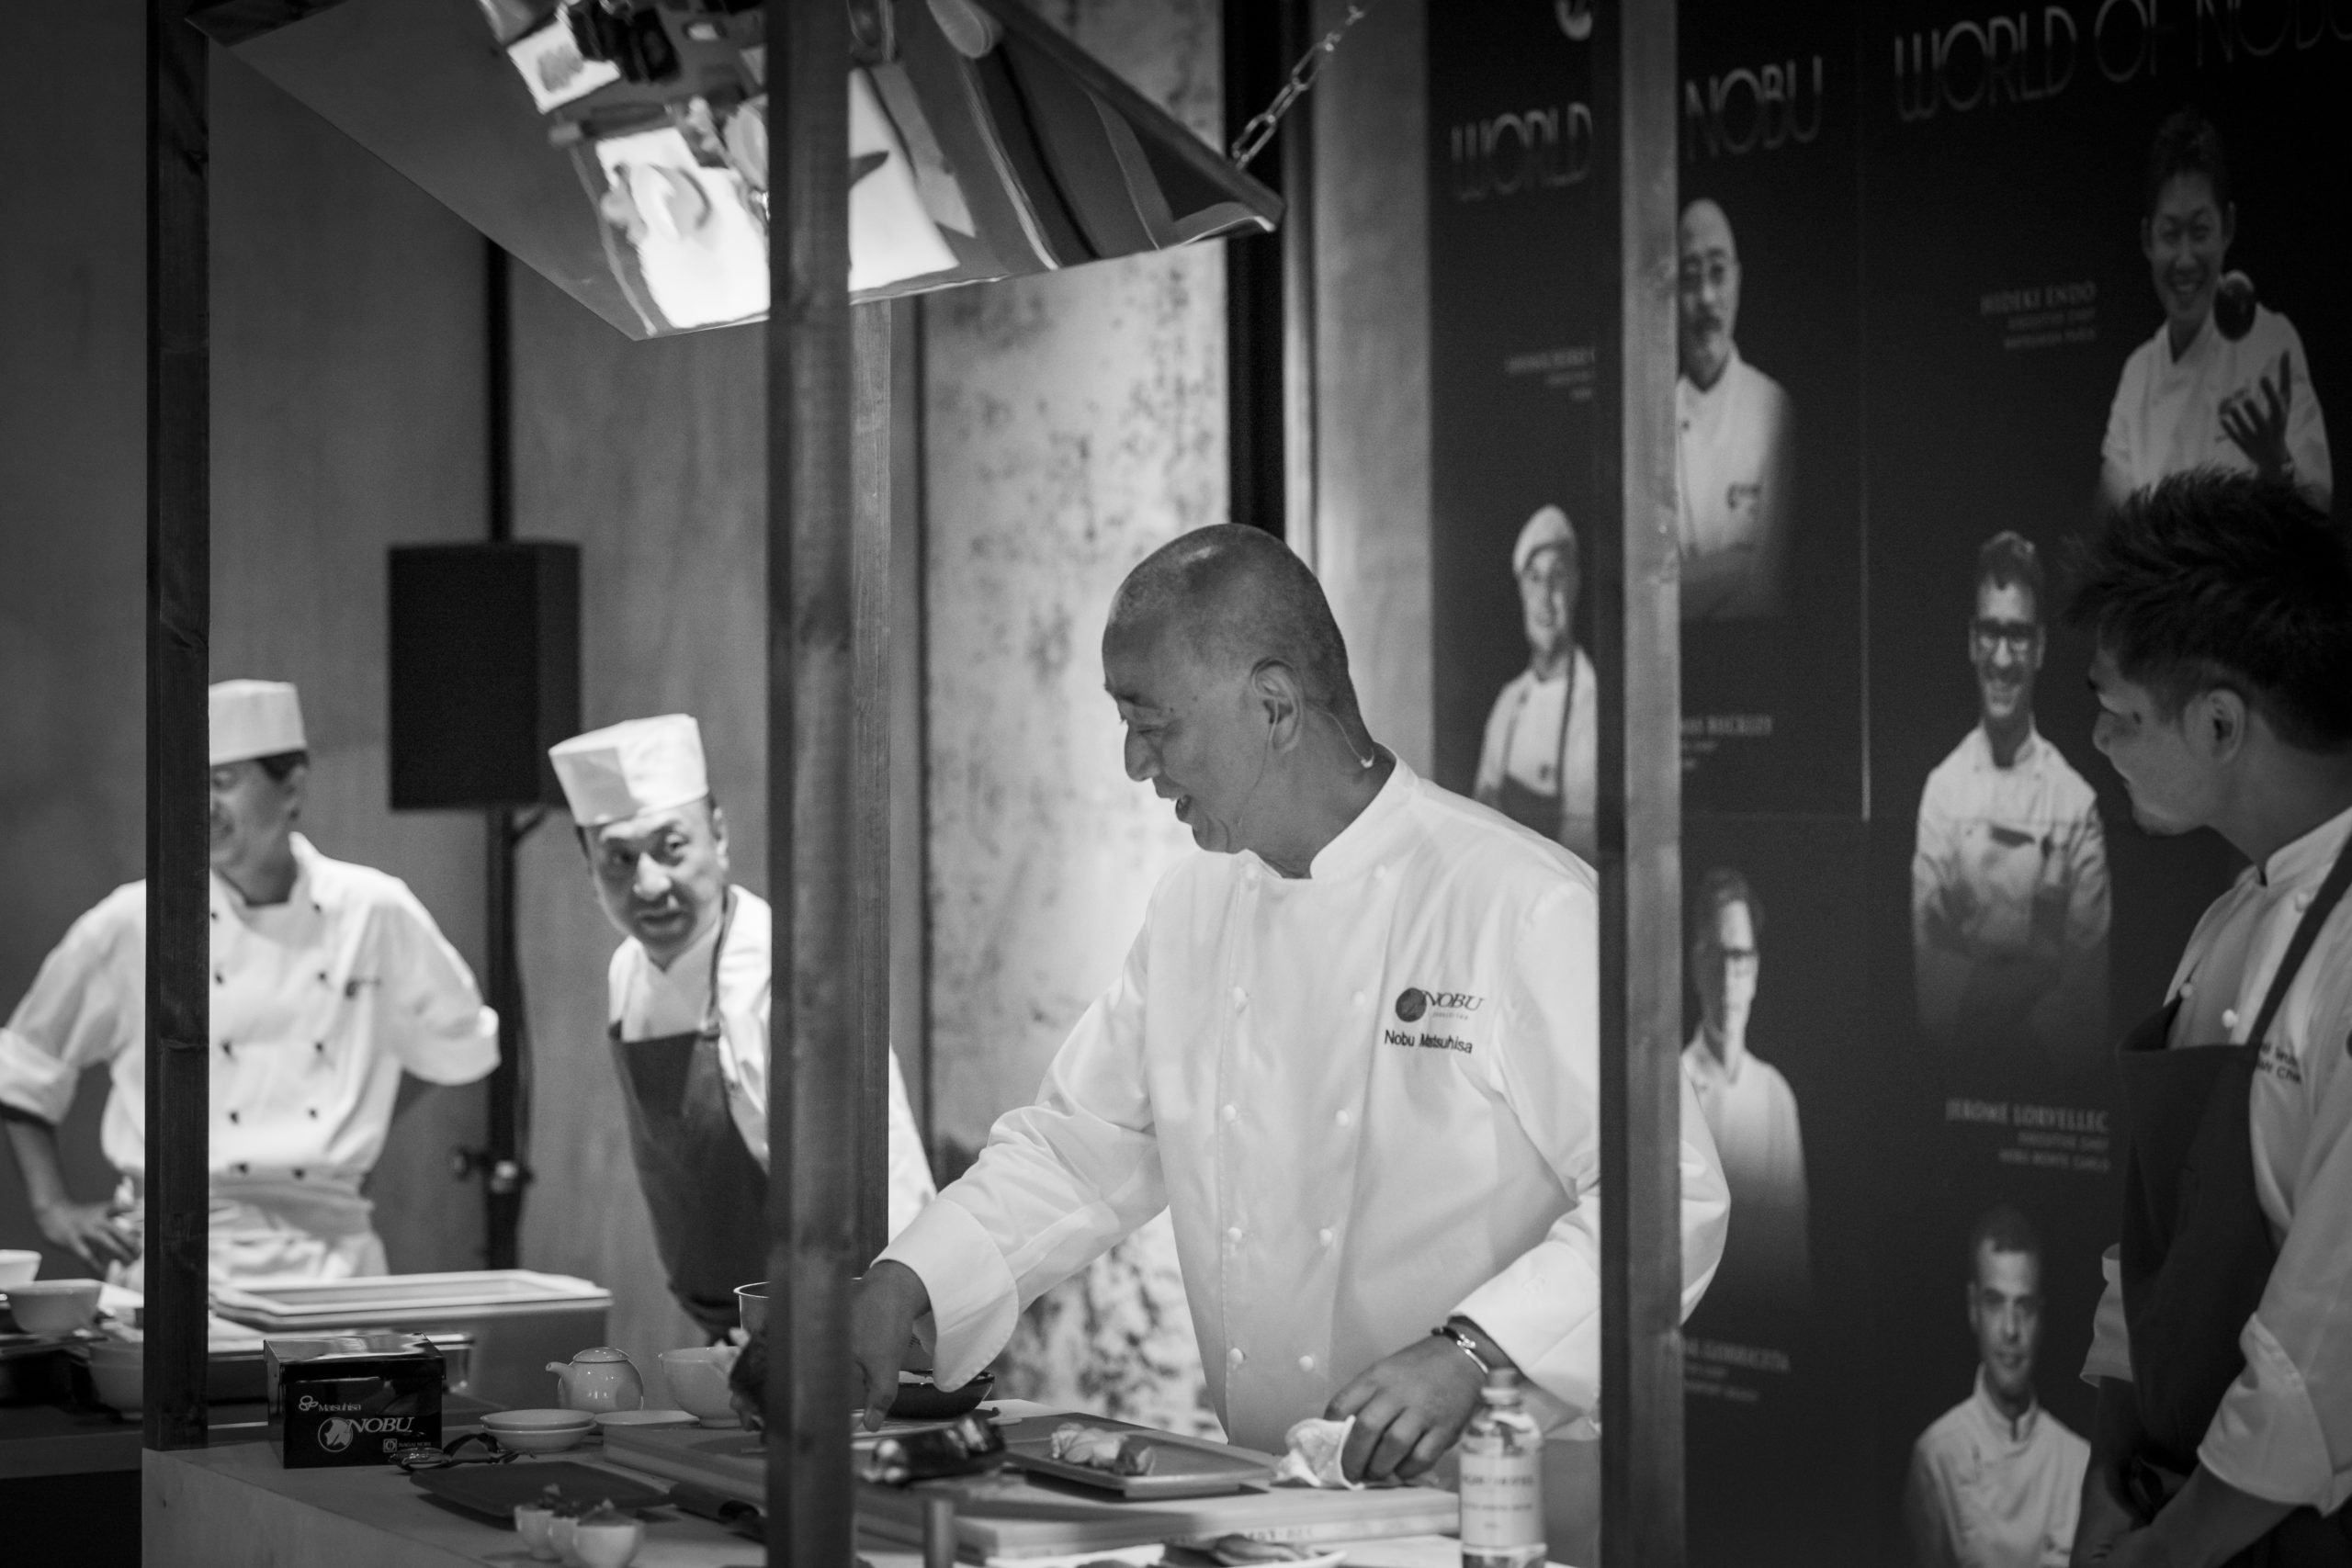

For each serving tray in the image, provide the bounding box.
[1005,1433,1271,1500]
[410,1459,671,1520]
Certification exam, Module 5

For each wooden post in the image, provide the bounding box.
[1595,0,1682,1563]
[1280,0,1317,569]
[765,2,857,1563]
[145,0,211,1453]
[1222,0,1313,551]
[852,300,893,1264]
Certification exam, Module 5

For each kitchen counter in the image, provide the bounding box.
[138,1419,1520,1568]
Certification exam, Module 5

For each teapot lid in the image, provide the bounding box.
[570,1346,633,1363]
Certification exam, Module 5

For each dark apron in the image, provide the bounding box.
[608,891,770,1340]
[1495,659,1577,839]
[2115,833,2352,1565]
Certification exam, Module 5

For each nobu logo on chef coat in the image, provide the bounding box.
[1396,987,1483,1021]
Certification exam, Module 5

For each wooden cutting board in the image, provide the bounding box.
[600,1413,1460,1562]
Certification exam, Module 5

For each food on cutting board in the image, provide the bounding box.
[1208,1537,1317,1564]
[1046,1421,1159,1476]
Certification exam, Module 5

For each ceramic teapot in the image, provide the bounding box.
[547,1347,646,1414]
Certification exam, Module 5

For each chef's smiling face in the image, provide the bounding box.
[587,799,730,968]
[1519,543,1578,665]
[2143,172,2233,344]
[2088,645,2223,838]
[1677,199,1740,389]
[1972,580,2042,731]
[209,759,302,876]
[1104,615,1274,858]
[1968,1244,2042,1406]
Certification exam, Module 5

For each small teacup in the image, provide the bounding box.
[513,1503,560,1562]
[658,1346,741,1427]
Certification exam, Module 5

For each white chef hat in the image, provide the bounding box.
[548,715,710,828]
[1512,504,1579,580]
[209,680,307,767]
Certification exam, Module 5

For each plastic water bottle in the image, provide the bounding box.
[1459,1368,1545,1568]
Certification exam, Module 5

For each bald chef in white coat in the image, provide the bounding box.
[551,715,933,1339]
[852,526,1728,1524]
[0,681,499,1284]
[1677,197,1795,622]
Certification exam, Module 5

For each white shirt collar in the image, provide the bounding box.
[211,831,322,915]
[1967,718,2044,773]
[1297,751,1417,884]
[1683,1026,1747,1085]
[2259,800,2352,890]
[1971,1366,2041,1446]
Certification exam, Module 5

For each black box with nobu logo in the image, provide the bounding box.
[266,1336,445,1468]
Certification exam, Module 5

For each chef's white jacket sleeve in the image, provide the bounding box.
[886,1049,936,1241]
[876,927,1163,1391]
[2081,1247,2132,1386]
[2063,803,2112,954]
[0,896,139,1124]
[1452,879,1730,1424]
[1473,685,1510,802]
[2279,321,2334,511]
[372,885,499,1085]
[2197,1004,2352,1512]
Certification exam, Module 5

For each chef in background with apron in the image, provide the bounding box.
[0,679,500,1285]
[2066,469,2352,1568]
[550,715,933,1339]
[1474,504,1598,862]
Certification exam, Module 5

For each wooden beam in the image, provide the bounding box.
[145,0,211,1453]
[1595,0,1683,1563]
[765,1,856,1562]
[852,299,892,1263]
[1280,0,1317,568]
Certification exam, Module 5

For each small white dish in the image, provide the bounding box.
[594,1407,697,1430]
[482,1408,596,1454]
[514,1502,560,1561]
[0,1250,38,1288]
[548,1513,582,1566]
[571,1516,644,1568]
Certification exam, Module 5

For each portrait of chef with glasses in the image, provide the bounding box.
[1912,532,2110,1072]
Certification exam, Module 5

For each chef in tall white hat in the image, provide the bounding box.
[551,714,934,1338]
[1474,505,1599,860]
[0,680,500,1283]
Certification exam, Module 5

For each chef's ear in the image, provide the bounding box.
[706,797,731,856]
[2197,686,2249,762]
[1250,660,1305,751]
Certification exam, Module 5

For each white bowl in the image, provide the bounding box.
[86,1350,143,1414]
[482,1408,595,1455]
[514,1503,560,1562]
[572,1516,644,1568]
[5,1279,101,1336]
[0,1250,38,1288]
[657,1347,740,1427]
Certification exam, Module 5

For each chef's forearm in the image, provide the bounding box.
[2149,1466,2294,1568]
[0,1105,76,1214]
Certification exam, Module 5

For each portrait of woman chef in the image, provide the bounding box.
[549,714,934,1340]
[845,525,1728,1505]
[0,679,500,1285]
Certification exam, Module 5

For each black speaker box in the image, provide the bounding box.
[388,542,581,809]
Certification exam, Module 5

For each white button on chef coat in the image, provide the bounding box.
[609,886,935,1240]
[881,756,1729,1453]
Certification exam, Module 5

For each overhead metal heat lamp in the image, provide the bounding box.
[188,0,1283,338]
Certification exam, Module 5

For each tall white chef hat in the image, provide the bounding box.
[209,680,307,767]
[549,715,710,828]
[1512,504,1579,581]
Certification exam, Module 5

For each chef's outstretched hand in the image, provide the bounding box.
[37,1199,138,1271]
[853,1260,932,1432]
[1326,1333,1489,1483]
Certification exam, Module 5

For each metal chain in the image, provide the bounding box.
[1227,0,1385,169]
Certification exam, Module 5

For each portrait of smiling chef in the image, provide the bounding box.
[0,680,500,1285]
[849,524,1729,1510]
[550,713,934,1339]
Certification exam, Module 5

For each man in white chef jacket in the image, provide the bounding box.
[1474,504,1598,860]
[1680,866,1807,1313]
[2098,110,2330,514]
[1904,1205,2088,1568]
[853,525,1728,1509]
[0,680,499,1284]
[551,715,933,1339]
[1913,532,2109,1074]
[2066,471,2352,1567]
[1678,197,1795,623]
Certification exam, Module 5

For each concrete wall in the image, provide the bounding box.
[0,12,494,1277]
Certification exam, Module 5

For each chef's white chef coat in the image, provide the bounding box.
[1473,651,1599,861]
[1914,725,2109,964]
[1676,349,1794,621]
[607,886,935,1238]
[1681,1032,1808,1310]
[0,834,498,1281]
[1905,1371,2089,1568]
[878,756,1729,1453]
[2081,802,2352,1513]
[2101,306,2332,511]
